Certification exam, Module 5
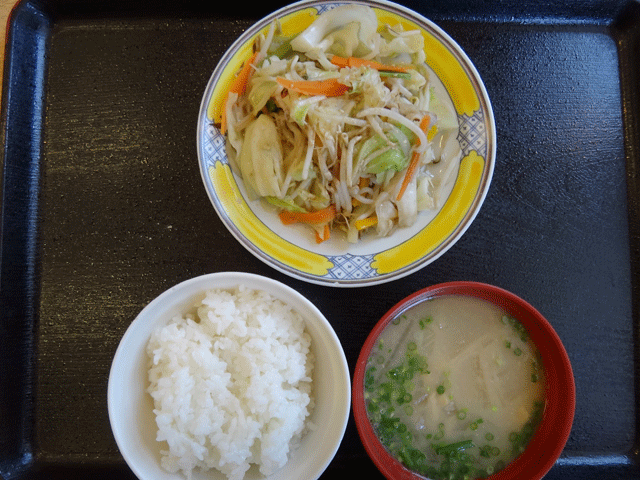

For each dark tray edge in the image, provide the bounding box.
[1,0,640,478]
[0,1,50,477]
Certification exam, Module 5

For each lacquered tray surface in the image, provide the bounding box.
[1,0,639,478]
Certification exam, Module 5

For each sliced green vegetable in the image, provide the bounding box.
[268,35,294,59]
[379,70,412,79]
[248,79,278,116]
[238,114,284,198]
[290,96,322,126]
[264,196,306,212]
[357,123,415,175]
[432,440,474,456]
[429,86,458,130]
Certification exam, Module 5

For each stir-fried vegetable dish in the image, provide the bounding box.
[222,4,461,243]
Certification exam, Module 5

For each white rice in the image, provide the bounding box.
[146,285,315,480]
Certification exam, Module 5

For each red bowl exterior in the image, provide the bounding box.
[352,281,575,480]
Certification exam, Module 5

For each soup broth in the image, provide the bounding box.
[364,295,545,479]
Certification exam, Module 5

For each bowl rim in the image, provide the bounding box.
[196,0,497,287]
[107,271,351,480]
[352,281,576,480]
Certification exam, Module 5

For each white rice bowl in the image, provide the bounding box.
[148,286,314,480]
[108,272,350,480]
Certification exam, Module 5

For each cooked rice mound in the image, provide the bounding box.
[146,285,314,480]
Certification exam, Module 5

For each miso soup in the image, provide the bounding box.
[364,295,545,479]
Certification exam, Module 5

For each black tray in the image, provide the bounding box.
[1,0,639,478]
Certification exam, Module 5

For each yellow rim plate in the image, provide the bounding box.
[197,0,496,287]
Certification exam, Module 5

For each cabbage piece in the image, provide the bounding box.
[310,180,331,210]
[429,86,458,130]
[379,25,425,57]
[248,79,279,116]
[387,124,415,156]
[264,196,305,212]
[347,67,392,108]
[375,199,397,237]
[325,22,371,58]
[256,56,290,78]
[290,4,377,56]
[291,179,331,212]
[290,95,325,127]
[416,174,436,211]
[346,225,359,244]
[291,102,311,127]
[268,34,294,59]
[238,115,284,198]
[224,91,242,166]
[357,124,413,175]
[374,168,395,186]
[366,147,406,175]
[395,174,417,227]
[287,157,306,182]
[401,68,428,93]
[357,134,386,168]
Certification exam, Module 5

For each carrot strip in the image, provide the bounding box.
[329,56,350,68]
[279,204,337,225]
[230,51,259,95]
[415,115,432,147]
[330,55,410,73]
[276,77,349,97]
[315,224,331,243]
[221,51,259,135]
[396,115,431,201]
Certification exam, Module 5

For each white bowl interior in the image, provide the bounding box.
[107,272,351,480]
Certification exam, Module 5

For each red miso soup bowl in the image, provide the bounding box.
[353,281,575,480]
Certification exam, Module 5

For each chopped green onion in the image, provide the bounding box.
[419,316,433,330]
[432,439,474,456]
[433,423,445,440]
[479,445,492,458]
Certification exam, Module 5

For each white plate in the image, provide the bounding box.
[197,0,496,286]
